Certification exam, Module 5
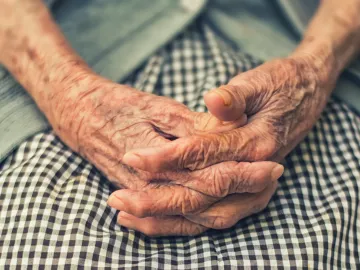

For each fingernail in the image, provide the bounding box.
[107,193,125,209]
[207,89,232,107]
[123,152,144,168]
[271,164,284,181]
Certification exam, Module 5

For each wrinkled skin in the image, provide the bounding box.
[47,74,282,223]
[1,0,357,238]
[110,55,337,236]
[109,179,278,236]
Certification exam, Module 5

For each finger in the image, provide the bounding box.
[167,161,283,195]
[185,180,278,229]
[189,111,247,134]
[117,212,208,237]
[204,67,272,122]
[85,126,168,185]
[145,95,246,138]
[107,161,283,217]
[157,110,247,138]
[122,120,277,172]
[107,186,218,217]
[204,85,247,122]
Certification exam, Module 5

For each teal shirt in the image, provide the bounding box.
[0,0,359,161]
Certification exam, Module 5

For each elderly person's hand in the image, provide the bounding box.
[51,73,284,221]
[108,178,279,236]
[108,0,360,236]
[0,0,284,237]
[122,55,336,171]
[47,73,245,189]
[112,52,337,235]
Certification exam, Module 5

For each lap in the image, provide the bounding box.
[1,21,359,269]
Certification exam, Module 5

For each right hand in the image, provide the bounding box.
[48,73,283,216]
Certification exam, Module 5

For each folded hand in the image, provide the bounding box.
[114,56,334,236]
[46,73,283,235]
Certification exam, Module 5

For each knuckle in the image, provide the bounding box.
[179,191,207,215]
[232,162,270,193]
[186,224,207,236]
[230,130,253,160]
[142,224,160,237]
[181,199,199,216]
[132,202,152,218]
[169,190,191,215]
[236,163,255,192]
[191,167,232,197]
[179,139,208,170]
[210,169,231,197]
[221,132,240,160]
[210,215,236,230]
[237,164,269,193]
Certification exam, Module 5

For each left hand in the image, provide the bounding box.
[109,55,337,236]
[122,55,336,169]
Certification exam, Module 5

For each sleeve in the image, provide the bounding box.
[276,0,360,95]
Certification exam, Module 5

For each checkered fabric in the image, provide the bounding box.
[1,21,360,269]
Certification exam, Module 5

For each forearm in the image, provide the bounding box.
[0,0,91,117]
[290,0,360,81]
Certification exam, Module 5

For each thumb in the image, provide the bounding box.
[204,79,264,122]
[204,84,247,122]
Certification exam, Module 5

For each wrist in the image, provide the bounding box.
[290,0,360,81]
[39,65,97,123]
[289,41,340,88]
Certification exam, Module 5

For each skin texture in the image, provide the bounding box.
[110,55,333,235]
[113,180,278,237]
[1,0,360,236]
[110,0,360,235]
[0,0,284,235]
[48,74,284,214]
[122,56,335,171]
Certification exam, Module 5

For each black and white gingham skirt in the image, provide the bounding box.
[1,21,360,269]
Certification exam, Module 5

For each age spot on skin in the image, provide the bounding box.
[27,48,39,61]
[43,75,50,83]
[4,28,14,38]
[10,55,17,65]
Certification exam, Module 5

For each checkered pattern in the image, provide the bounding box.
[1,21,360,269]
